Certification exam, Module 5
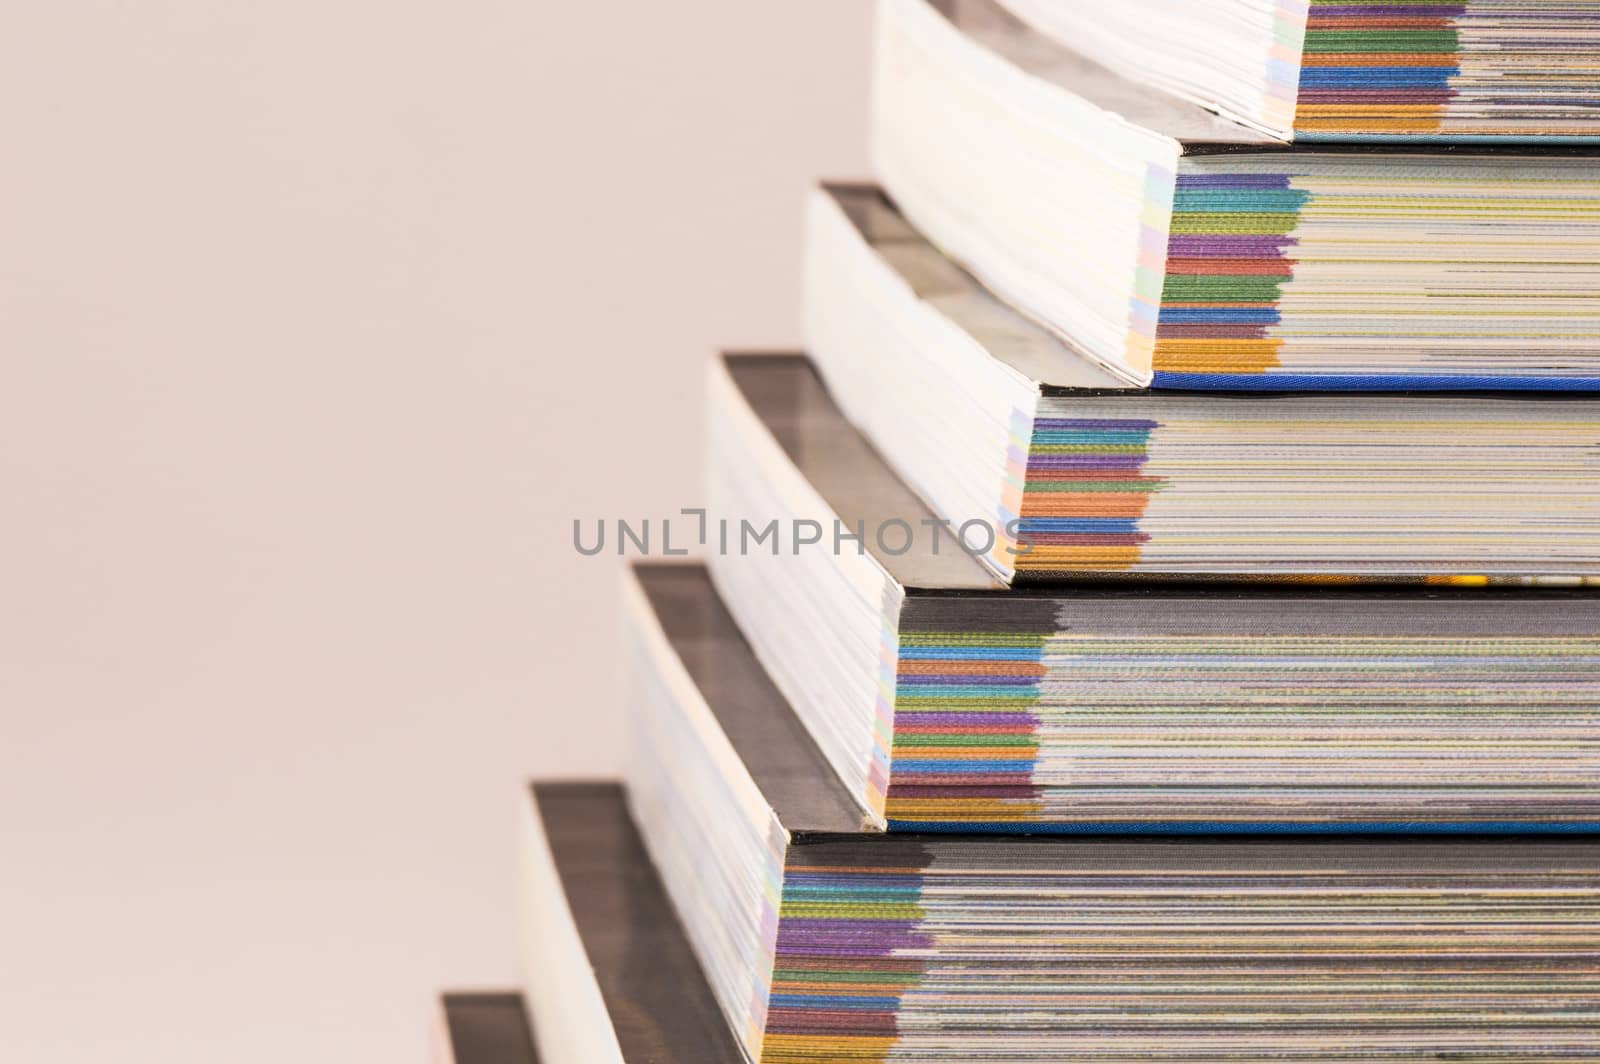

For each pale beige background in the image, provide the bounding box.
[0,3,870,1061]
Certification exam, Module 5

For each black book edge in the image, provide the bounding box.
[527,782,746,1064]
[630,562,874,837]
[721,351,1600,599]
[718,350,999,592]
[437,993,538,1064]
[816,182,1135,392]
[1179,139,1600,159]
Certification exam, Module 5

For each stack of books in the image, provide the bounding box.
[437,2,1600,1061]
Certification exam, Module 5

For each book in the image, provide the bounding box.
[804,182,1600,583]
[435,994,539,1064]
[452,8,1600,1062]
[872,0,1600,390]
[517,782,745,1064]
[704,352,1600,831]
[994,0,1600,142]
[621,561,1600,1063]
